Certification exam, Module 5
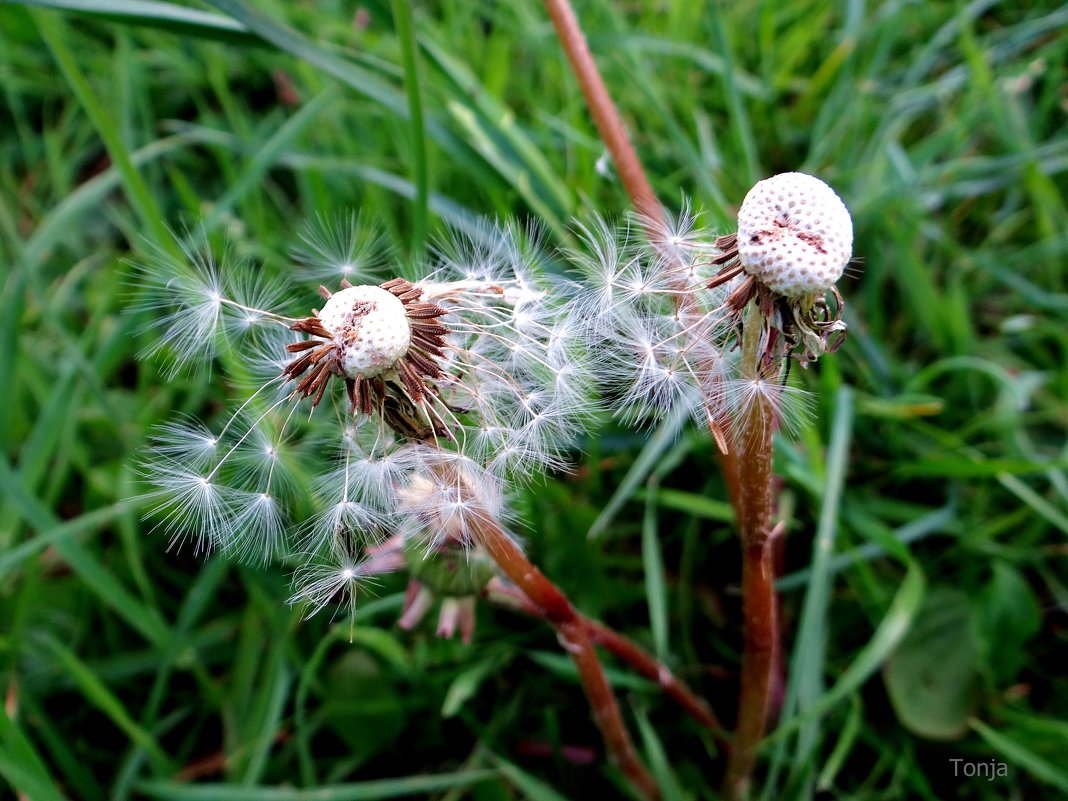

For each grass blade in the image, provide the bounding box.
[390,0,429,256]
[13,0,256,42]
[135,771,498,800]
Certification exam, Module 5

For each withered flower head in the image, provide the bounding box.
[134,219,593,618]
[281,278,451,440]
[572,173,854,443]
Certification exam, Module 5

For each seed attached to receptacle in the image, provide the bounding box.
[736,172,852,298]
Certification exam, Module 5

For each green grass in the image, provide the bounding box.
[1,1,1066,799]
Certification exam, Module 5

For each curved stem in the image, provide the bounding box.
[470,514,661,801]
[487,578,725,738]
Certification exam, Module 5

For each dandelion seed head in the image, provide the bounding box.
[318,284,413,379]
[138,217,595,618]
[736,172,852,297]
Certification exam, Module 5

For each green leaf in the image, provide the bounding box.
[976,561,1041,684]
[884,588,980,740]
[441,656,503,719]
[319,649,404,764]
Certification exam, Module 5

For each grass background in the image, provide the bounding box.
[1,0,1066,799]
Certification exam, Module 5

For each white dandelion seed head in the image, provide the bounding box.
[736,172,853,297]
[318,285,412,379]
[137,219,597,618]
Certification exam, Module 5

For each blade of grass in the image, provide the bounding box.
[789,388,854,771]
[489,755,573,801]
[201,87,338,232]
[135,770,499,800]
[113,558,231,801]
[970,719,1068,793]
[390,0,428,256]
[202,0,489,190]
[0,500,130,579]
[31,7,172,248]
[765,562,926,747]
[633,706,687,801]
[0,456,169,646]
[0,703,69,801]
[158,122,480,234]
[704,10,759,187]
[777,503,955,591]
[38,634,171,773]
[642,476,669,659]
[588,403,689,539]
[22,130,214,266]
[637,487,734,522]
[13,0,256,43]
[420,37,573,228]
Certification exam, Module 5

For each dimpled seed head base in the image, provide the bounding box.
[736,172,853,298]
[318,285,412,379]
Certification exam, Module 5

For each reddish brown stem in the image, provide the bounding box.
[722,542,777,800]
[542,4,782,795]
[721,310,781,800]
[542,0,665,231]
[487,578,725,738]
[470,513,661,801]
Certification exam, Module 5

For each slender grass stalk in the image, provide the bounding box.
[486,578,725,737]
[391,0,429,256]
[32,9,174,254]
[469,512,661,801]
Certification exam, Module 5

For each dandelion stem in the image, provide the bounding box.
[543,3,784,793]
[722,303,781,801]
[542,0,664,230]
[470,512,661,801]
[486,577,726,738]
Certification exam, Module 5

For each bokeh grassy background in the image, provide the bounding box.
[1,1,1066,799]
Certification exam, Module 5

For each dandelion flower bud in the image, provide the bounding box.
[736,172,852,297]
[317,284,412,378]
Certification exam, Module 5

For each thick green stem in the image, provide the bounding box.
[470,513,661,801]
